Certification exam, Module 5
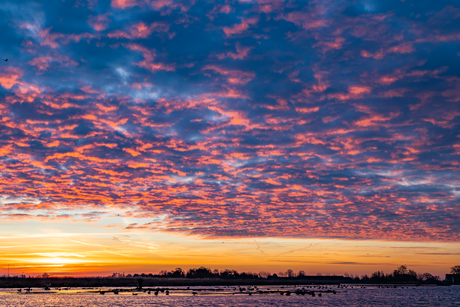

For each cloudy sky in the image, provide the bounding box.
[0,0,459,276]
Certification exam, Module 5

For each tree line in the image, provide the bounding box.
[127,267,259,279]
[361,265,440,283]
[6,265,457,281]
[114,265,460,282]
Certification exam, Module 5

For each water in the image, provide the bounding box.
[0,285,458,306]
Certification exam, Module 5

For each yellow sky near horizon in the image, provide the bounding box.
[0,220,458,278]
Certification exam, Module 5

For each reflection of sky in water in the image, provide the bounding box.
[0,286,459,307]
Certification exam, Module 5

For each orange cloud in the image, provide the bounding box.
[0,67,23,89]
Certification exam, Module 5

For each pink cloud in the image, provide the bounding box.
[108,22,171,39]
[217,42,253,60]
[88,14,110,32]
[111,0,175,10]
[203,65,255,85]
[28,56,53,71]
[111,0,138,9]
[349,86,371,95]
[281,11,327,30]
[361,42,415,59]
[125,43,175,72]
[28,55,78,72]
[223,17,258,36]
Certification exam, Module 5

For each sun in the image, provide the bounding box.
[27,253,87,266]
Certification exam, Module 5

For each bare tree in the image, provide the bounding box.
[451,265,460,274]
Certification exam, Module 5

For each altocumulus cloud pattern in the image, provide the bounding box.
[0,0,459,241]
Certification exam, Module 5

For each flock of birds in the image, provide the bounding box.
[14,284,448,298]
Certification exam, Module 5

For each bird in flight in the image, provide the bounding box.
[4,59,7,62]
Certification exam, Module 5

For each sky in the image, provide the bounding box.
[0,0,459,277]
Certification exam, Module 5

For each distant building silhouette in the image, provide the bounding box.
[445,274,460,284]
[111,272,125,278]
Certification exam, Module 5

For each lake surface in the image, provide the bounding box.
[0,285,458,306]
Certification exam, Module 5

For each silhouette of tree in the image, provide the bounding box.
[187,267,213,278]
[451,265,460,274]
[393,265,417,282]
[418,273,440,282]
[394,265,408,275]
[171,268,185,277]
[368,266,431,283]
[220,269,239,279]
[370,270,386,281]
[258,271,269,278]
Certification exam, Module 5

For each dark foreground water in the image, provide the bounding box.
[0,285,458,306]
